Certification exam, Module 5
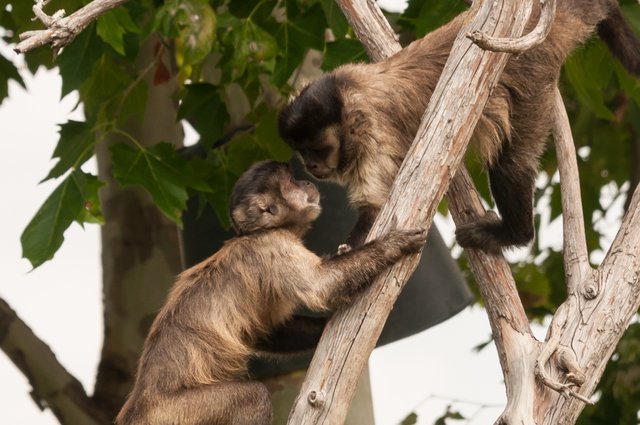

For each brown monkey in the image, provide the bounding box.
[278,0,640,253]
[115,160,427,425]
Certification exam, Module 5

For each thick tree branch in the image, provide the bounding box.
[0,297,108,425]
[287,0,532,423]
[15,0,130,54]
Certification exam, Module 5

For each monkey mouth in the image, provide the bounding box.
[310,170,333,180]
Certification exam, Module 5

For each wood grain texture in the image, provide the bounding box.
[286,0,532,423]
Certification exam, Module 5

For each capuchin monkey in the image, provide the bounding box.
[278,0,640,253]
[115,160,427,425]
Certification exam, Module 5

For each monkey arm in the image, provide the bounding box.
[296,228,426,311]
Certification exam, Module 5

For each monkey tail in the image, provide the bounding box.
[597,4,640,76]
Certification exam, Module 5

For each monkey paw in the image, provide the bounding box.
[337,244,352,255]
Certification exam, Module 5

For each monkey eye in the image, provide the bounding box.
[265,205,278,215]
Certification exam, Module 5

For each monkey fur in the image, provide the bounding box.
[115,160,427,425]
[278,0,640,253]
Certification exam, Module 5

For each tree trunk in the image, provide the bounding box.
[92,35,184,419]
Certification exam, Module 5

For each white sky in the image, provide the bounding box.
[0,0,629,424]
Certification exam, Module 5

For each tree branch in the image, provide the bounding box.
[286,0,533,423]
[15,0,130,54]
[0,297,108,425]
[551,88,592,294]
[467,0,556,53]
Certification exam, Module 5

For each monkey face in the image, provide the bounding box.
[230,161,322,235]
[294,124,342,180]
[278,75,345,180]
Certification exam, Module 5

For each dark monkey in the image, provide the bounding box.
[278,0,640,253]
[115,160,427,425]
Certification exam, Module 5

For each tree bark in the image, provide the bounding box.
[287,0,532,423]
[91,35,184,419]
[0,297,108,425]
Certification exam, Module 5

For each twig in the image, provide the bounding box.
[0,297,108,425]
[467,0,556,53]
[15,0,131,55]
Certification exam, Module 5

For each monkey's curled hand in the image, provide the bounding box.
[380,228,428,259]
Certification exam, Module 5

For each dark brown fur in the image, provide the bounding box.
[279,0,640,253]
[115,161,427,425]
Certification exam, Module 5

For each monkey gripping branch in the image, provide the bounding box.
[287,0,640,424]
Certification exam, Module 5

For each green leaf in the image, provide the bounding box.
[271,1,326,86]
[564,41,616,121]
[400,0,466,37]
[323,38,367,71]
[21,170,98,268]
[178,83,230,147]
[58,23,104,97]
[154,0,217,68]
[44,121,96,181]
[110,142,211,224]
[319,0,349,38]
[0,53,25,103]
[96,7,140,55]
[223,16,278,81]
[79,53,149,127]
[400,412,418,425]
[75,173,105,225]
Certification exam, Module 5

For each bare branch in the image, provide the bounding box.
[0,297,108,425]
[551,88,592,293]
[15,0,130,54]
[334,0,401,60]
[468,0,556,53]
[286,0,533,422]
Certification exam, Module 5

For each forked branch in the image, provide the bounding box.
[15,0,130,54]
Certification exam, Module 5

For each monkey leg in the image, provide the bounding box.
[455,144,536,254]
[145,381,272,425]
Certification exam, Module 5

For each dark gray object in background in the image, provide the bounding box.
[181,159,473,377]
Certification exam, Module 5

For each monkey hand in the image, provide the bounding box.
[381,227,428,258]
[337,244,353,255]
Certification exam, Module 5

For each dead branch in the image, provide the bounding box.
[15,0,130,54]
[0,297,108,425]
[286,0,533,423]
[468,0,556,53]
[552,88,591,293]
